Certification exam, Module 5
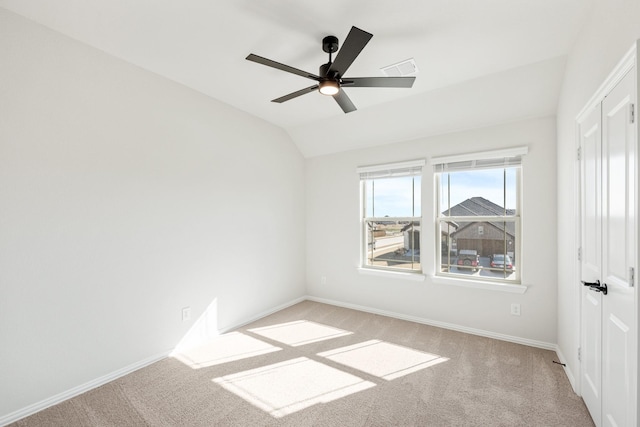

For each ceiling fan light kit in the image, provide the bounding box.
[319,80,340,96]
[246,26,416,113]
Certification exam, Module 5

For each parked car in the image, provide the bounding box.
[457,249,480,271]
[490,254,513,271]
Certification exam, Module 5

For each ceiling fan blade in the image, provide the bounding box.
[342,76,416,88]
[328,27,373,76]
[272,85,319,103]
[333,90,356,113]
[246,54,320,81]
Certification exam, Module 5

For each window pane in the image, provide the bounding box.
[365,176,420,218]
[364,180,374,218]
[439,219,516,281]
[365,220,420,271]
[440,174,450,214]
[441,168,518,216]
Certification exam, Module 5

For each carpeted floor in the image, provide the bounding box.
[12,301,595,426]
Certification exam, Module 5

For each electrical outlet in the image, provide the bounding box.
[510,303,521,316]
[182,307,191,322]
[321,276,327,285]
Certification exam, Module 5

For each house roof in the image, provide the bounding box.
[444,197,515,216]
[444,197,516,237]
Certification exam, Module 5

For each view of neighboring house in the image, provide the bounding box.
[443,197,516,258]
[401,222,420,252]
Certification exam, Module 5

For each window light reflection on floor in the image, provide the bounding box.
[213,357,375,418]
[171,332,281,369]
[248,320,352,347]
[318,340,449,380]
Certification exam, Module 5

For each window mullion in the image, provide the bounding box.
[439,215,518,222]
[447,173,451,216]
[372,180,375,218]
[412,176,415,217]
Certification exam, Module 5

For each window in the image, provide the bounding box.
[358,160,424,273]
[433,147,527,284]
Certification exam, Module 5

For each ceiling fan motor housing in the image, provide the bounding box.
[319,62,337,79]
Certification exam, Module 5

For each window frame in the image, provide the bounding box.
[358,159,425,274]
[433,147,527,285]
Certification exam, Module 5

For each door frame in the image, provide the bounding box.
[575,41,638,427]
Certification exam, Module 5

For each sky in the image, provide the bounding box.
[365,176,421,217]
[365,168,517,218]
[440,168,517,211]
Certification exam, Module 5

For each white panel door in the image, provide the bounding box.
[580,66,637,427]
[579,101,603,424]
[601,68,636,427]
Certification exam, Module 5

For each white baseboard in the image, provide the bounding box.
[305,296,580,395]
[554,346,578,394]
[306,295,557,351]
[0,350,169,427]
[1,295,307,426]
[218,296,307,334]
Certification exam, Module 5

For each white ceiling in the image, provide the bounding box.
[0,0,593,157]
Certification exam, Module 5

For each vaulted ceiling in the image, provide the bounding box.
[0,0,593,157]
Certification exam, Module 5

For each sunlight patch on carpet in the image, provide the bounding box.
[172,332,281,369]
[318,340,449,380]
[213,357,375,418]
[248,320,352,347]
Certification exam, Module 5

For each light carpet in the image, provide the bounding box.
[12,301,594,426]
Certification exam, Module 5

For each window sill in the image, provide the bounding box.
[358,267,426,282]
[430,275,528,294]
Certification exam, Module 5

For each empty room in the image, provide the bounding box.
[1,1,639,426]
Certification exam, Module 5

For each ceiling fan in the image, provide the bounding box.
[246,26,416,114]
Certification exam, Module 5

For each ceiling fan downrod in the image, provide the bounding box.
[319,35,340,95]
[321,35,339,76]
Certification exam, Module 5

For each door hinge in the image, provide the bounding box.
[577,147,581,161]
[578,347,581,362]
[631,103,635,124]
[630,267,635,286]
[578,247,582,262]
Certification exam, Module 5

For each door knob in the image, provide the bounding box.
[581,279,600,287]
[581,280,608,295]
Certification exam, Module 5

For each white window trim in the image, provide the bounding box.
[357,267,426,281]
[431,146,528,166]
[357,159,426,175]
[434,148,525,286]
[356,268,527,291]
[430,275,528,294]
[358,159,425,274]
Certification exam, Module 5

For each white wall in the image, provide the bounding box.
[556,0,640,390]
[306,117,558,345]
[0,9,305,419]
